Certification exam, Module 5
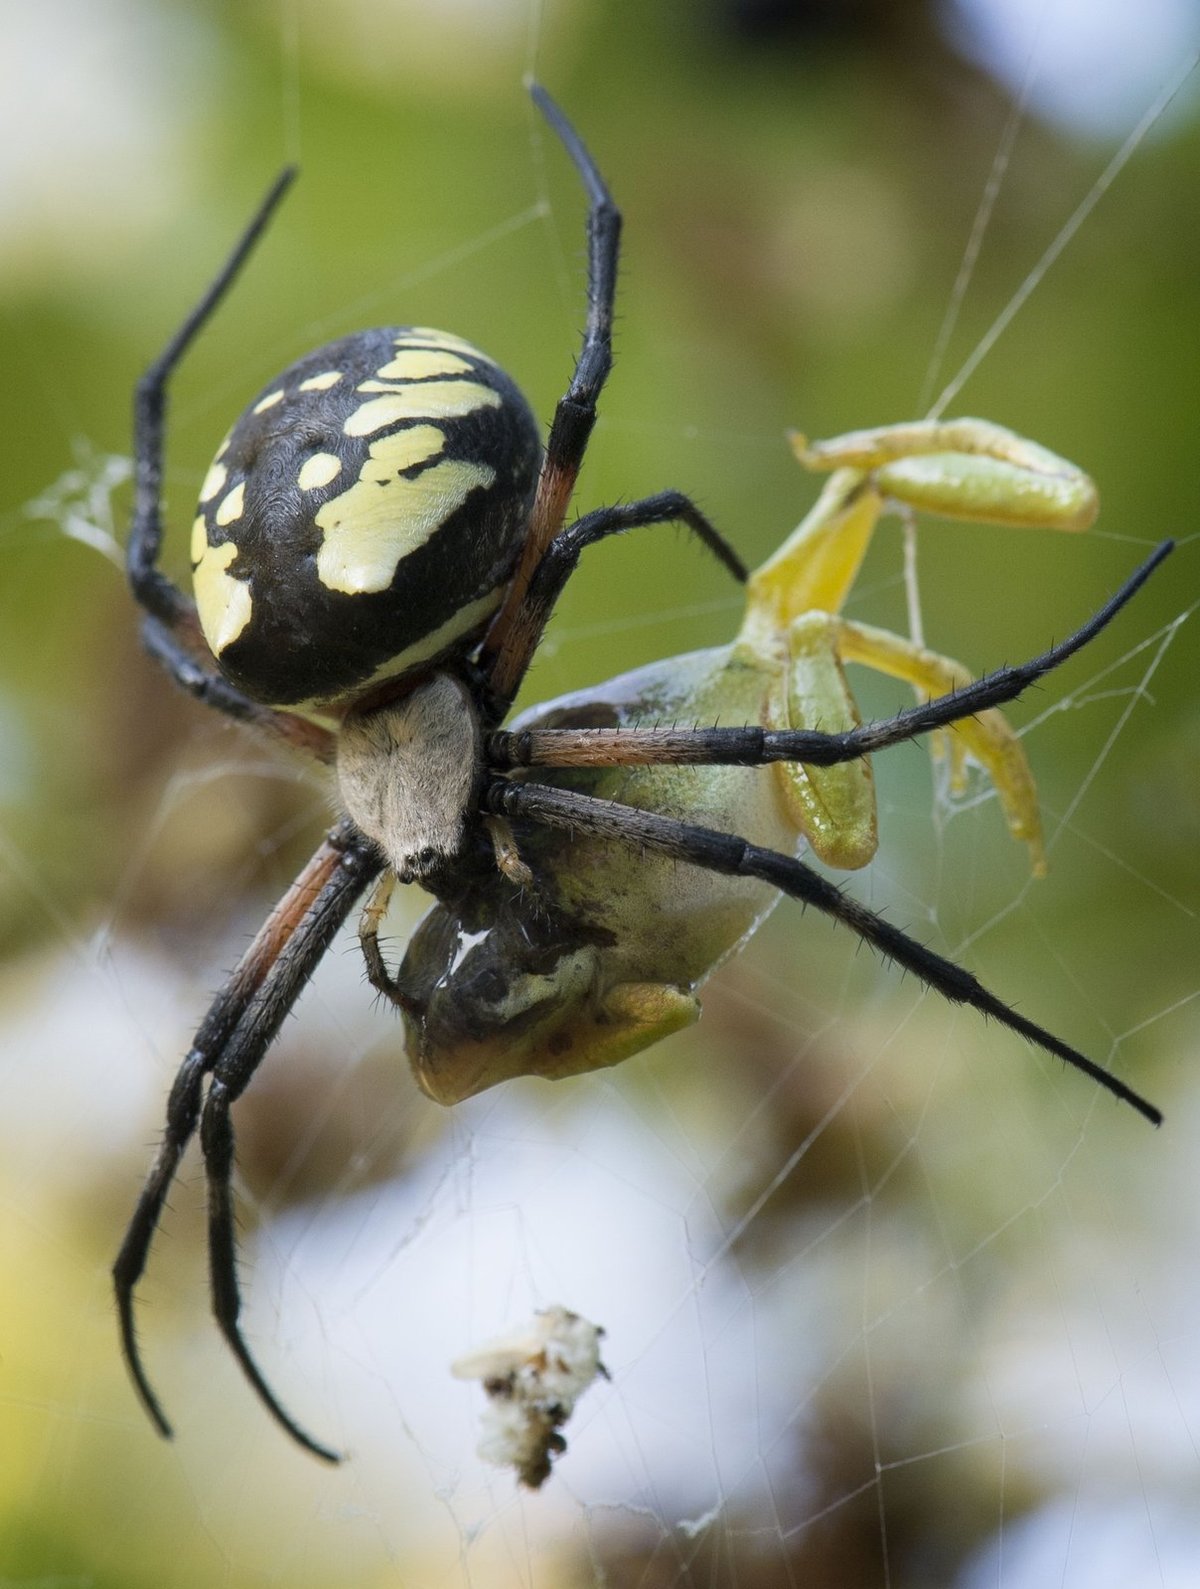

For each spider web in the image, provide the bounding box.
[2,2,1198,1586]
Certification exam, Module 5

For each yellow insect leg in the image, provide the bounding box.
[834,616,1048,877]
[766,610,879,872]
[743,470,884,634]
[793,419,1098,533]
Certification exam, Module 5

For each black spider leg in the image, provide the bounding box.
[487,541,1174,770]
[197,833,384,1462]
[478,86,624,704]
[113,821,383,1460]
[128,166,294,631]
[126,169,329,754]
[477,82,621,702]
[141,617,336,760]
[480,86,745,715]
[485,781,1161,1126]
[481,490,747,720]
[477,87,746,714]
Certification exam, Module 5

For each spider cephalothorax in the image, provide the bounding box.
[114,84,1167,1466]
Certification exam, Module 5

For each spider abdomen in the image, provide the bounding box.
[191,327,541,710]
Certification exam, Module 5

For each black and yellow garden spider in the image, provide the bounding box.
[113,84,1168,1464]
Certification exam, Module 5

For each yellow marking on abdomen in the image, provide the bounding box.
[375,349,474,379]
[215,481,245,525]
[194,540,253,654]
[394,328,491,360]
[190,516,207,564]
[298,452,343,491]
[299,371,343,392]
[253,389,285,414]
[315,425,493,594]
[344,381,502,436]
[198,461,227,504]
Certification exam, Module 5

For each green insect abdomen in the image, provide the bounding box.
[191,327,541,708]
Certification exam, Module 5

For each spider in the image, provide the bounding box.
[114,84,1169,1464]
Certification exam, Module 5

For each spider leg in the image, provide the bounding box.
[128,167,295,634]
[141,617,336,760]
[113,848,334,1442]
[481,492,746,718]
[478,85,622,703]
[113,820,381,1454]
[358,871,423,1014]
[485,779,1162,1127]
[127,170,327,750]
[200,1077,341,1463]
[503,87,618,579]
[113,1048,211,1438]
[194,824,382,1462]
[478,90,744,711]
[488,540,1173,770]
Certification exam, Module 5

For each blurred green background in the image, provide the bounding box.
[1,1,1197,1585]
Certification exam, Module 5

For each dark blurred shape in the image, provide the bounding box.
[719,0,881,42]
[710,0,943,48]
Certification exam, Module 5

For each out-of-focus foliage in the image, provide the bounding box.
[0,2,1196,1586]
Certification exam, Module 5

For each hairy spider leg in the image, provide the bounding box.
[481,488,749,714]
[490,539,1171,778]
[476,86,622,708]
[486,778,1161,1127]
[475,89,745,715]
[113,823,382,1459]
[126,167,337,756]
